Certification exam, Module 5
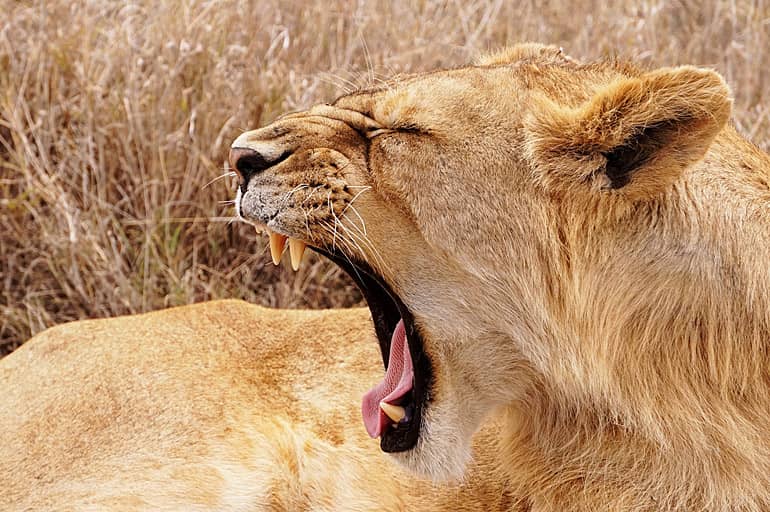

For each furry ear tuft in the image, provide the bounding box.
[524,66,732,199]
[477,43,576,67]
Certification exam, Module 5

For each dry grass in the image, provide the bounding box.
[1,0,768,355]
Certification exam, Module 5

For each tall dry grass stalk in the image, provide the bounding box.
[1,0,768,354]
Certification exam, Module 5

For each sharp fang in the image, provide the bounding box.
[289,238,306,271]
[269,231,287,266]
[380,402,406,423]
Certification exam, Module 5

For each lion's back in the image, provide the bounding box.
[0,301,399,511]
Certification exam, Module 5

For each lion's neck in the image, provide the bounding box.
[501,129,770,509]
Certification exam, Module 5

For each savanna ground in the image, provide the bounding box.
[1,0,768,355]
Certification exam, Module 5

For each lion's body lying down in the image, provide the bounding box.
[0,301,513,511]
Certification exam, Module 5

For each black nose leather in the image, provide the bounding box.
[229,147,272,187]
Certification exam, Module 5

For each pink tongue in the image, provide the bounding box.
[361,319,414,438]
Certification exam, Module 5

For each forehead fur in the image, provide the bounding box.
[335,44,648,130]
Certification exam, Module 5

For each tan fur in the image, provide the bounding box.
[5,44,770,510]
[0,301,514,510]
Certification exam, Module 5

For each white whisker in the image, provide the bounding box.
[340,186,371,236]
[280,183,310,206]
[203,171,238,189]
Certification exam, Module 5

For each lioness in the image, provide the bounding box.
[3,43,770,510]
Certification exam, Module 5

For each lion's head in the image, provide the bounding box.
[229,43,759,484]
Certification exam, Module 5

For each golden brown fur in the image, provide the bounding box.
[4,44,770,510]
[0,301,513,510]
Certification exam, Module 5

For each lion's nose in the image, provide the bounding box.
[229,147,273,186]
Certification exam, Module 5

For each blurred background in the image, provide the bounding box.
[1,0,768,355]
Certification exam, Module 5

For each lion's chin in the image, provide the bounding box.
[388,402,478,482]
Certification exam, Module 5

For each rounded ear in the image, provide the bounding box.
[524,66,732,200]
[477,43,577,67]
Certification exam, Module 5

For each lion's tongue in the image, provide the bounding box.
[361,319,413,438]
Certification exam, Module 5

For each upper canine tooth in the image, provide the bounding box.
[269,231,287,266]
[289,238,306,271]
[380,402,406,423]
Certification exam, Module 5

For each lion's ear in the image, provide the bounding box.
[524,66,732,199]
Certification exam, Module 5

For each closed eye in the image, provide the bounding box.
[366,128,391,139]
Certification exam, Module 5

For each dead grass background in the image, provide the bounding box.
[1,0,768,355]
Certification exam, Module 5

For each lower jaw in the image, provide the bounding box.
[310,246,431,453]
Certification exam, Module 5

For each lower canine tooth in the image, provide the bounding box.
[269,232,287,265]
[380,402,406,423]
[289,239,306,271]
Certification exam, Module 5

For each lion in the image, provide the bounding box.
[3,43,770,510]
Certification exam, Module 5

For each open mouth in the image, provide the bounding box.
[312,246,432,453]
[229,144,431,452]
